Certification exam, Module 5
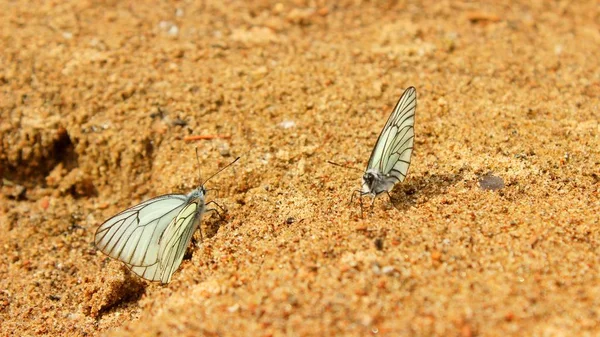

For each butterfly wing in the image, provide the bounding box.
[126,262,162,282]
[155,200,205,283]
[94,194,188,267]
[367,86,416,183]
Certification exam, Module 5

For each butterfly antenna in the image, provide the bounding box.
[201,156,241,186]
[327,160,363,173]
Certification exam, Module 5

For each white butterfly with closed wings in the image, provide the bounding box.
[354,86,416,209]
[95,157,239,284]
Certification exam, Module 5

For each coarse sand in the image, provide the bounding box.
[1,1,600,336]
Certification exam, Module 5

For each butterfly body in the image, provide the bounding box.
[361,169,397,196]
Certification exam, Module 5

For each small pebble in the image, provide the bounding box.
[278,120,296,129]
[479,173,505,190]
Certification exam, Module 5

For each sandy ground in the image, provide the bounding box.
[1,1,600,336]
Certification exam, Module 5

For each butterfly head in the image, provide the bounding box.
[188,186,207,201]
[362,169,380,195]
[362,171,375,186]
[362,168,397,196]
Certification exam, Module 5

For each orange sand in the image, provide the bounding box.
[1,1,599,336]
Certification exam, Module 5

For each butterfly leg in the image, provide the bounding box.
[369,195,377,215]
[354,191,377,216]
[350,189,361,205]
[360,193,372,218]
[206,200,226,213]
[384,191,394,208]
[350,190,378,218]
[202,203,227,244]
[205,200,226,221]
[205,208,224,222]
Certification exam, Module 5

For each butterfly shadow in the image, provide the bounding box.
[185,211,225,260]
[390,171,465,212]
[202,212,225,240]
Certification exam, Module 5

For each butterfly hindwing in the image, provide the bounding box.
[94,194,188,267]
[127,262,161,282]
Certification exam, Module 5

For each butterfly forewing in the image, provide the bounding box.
[94,194,188,267]
[368,87,416,182]
[157,201,204,283]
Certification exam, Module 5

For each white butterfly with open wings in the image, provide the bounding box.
[95,157,239,284]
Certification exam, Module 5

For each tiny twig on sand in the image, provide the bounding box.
[184,134,232,142]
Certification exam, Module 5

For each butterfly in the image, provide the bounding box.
[354,86,416,210]
[94,157,239,284]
